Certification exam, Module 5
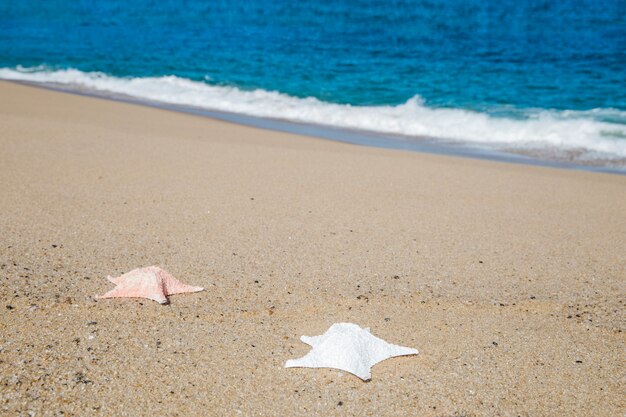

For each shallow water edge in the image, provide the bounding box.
[12,80,626,176]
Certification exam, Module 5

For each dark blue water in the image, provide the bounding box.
[1,0,625,163]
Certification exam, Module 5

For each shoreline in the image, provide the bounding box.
[10,80,626,176]
[1,81,624,416]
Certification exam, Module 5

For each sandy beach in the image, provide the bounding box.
[0,81,624,416]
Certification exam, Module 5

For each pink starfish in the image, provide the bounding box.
[96,266,204,304]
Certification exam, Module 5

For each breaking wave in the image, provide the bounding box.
[2,66,625,160]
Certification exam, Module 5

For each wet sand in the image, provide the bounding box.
[0,81,624,416]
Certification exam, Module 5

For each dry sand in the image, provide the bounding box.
[0,81,624,416]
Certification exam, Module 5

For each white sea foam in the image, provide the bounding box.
[2,66,625,160]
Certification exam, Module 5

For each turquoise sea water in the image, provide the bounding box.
[1,0,625,165]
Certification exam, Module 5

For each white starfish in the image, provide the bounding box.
[285,322,418,381]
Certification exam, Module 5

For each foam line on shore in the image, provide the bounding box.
[1,66,625,163]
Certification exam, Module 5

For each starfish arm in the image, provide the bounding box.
[285,356,372,381]
[368,342,418,369]
[157,269,204,295]
[167,284,204,295]
[352,367,372,381]
[300,335,326,347]
[389,345,419,357]
[284,358,303,368]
